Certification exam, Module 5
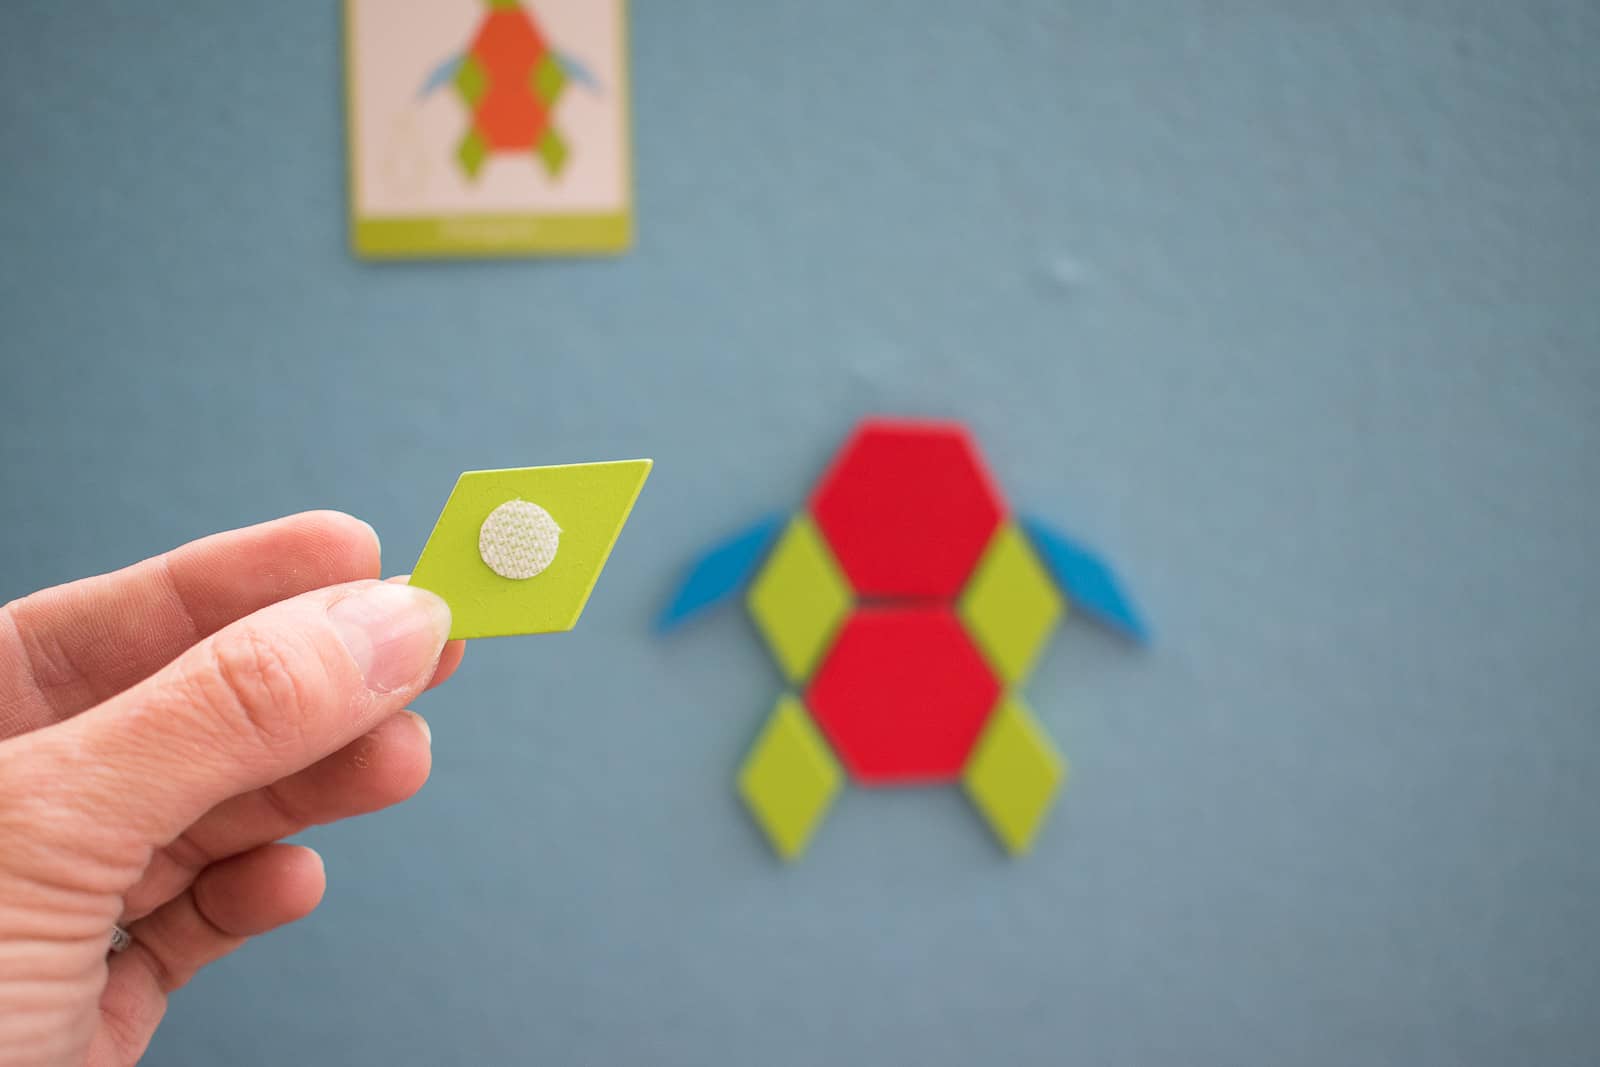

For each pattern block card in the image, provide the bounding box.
[345,0,632,258]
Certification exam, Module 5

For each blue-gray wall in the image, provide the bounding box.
[2,2,1597,1064]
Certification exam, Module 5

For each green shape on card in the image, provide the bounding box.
[454,54,488,107]
[457,129,488,178]
[532,52,567,106]
[537,127,569,176]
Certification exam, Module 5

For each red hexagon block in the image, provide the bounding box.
[810,419,1005,598]
[470,9,548,81]
[806,606,1002,784]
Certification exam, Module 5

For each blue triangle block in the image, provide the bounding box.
[1021,516,1150,644]
[555,51,603,92]
[418,53,463,99]
[657,514,786,632]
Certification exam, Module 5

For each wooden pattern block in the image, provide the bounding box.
[959,522,1065,684]
[963,697,1066,855]
[657,514,785,631]
[810,418,1005,599]
[410,459,651,639]
[1022,516,1149,644]
[737,695,843,861]
[747,516,853,683]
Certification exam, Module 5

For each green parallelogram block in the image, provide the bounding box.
[410,459,652,639]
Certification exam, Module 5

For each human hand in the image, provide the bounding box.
[0,513,464,1065]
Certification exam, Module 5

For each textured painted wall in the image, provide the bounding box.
[2,2,1598,1064]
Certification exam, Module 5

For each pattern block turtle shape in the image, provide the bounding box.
[659,418,1148,860]
[420,0,592,180]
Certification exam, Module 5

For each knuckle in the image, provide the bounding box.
[189,626,322,758]
[132,938,183,994]
[3,594,79,696]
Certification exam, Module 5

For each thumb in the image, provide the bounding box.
[16,580,451,851]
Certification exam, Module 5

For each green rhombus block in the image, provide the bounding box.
[457,128,488,177]
[537,127,569,176]
[454,54,487,107]
[532,53,566,107]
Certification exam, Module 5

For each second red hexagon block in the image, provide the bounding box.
[806,606,1002,783]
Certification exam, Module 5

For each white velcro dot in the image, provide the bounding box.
[478,499,561,580]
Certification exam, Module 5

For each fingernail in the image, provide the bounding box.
[328,584,452,693]
[408,710,432,745]
[358,519,381,558]
[300,846,327,880]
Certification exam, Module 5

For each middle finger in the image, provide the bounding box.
[119,709,433,921]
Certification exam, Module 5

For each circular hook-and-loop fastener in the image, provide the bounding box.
[479,499,561,580]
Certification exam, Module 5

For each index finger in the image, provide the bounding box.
[0,511,382,737]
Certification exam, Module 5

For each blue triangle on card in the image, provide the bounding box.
[418,53,463,99]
